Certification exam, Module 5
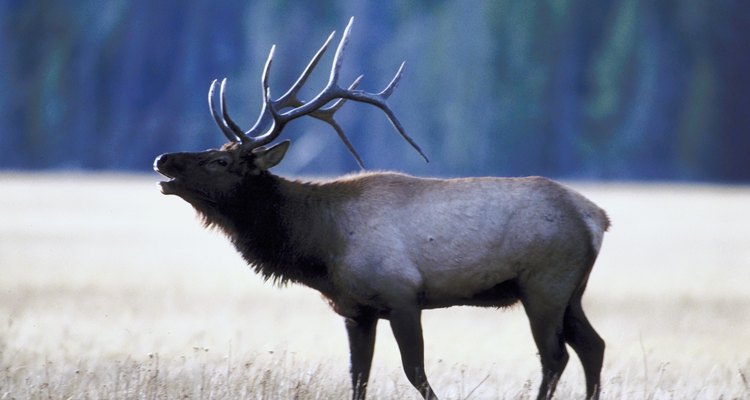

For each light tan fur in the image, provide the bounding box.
[277,171,609,317]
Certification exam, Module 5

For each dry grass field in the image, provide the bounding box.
[1,173,749,399]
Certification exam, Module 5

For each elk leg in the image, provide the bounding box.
[388,307,438,400]
[346,311,379,400]
[522,296,569,400]
[564,292,604,400]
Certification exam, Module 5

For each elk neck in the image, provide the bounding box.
[204,171,339,292]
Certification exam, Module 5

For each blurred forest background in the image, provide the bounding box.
[1,1,749,181]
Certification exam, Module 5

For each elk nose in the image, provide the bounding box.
[153,154,169,171]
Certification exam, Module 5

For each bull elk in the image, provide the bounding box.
[154,17,608,400]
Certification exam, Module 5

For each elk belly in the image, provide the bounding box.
[418,259,519,307]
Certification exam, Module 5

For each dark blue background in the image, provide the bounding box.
[2,1,749,181]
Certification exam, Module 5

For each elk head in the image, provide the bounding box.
[154,17,427,209]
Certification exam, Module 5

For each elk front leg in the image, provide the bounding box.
[389,306,438,400]
[346,311,378,400]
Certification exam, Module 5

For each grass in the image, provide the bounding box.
[1,173,749,399]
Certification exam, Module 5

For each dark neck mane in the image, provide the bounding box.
[197,173,329,288]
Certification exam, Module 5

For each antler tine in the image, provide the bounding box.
[219,78,249,142]
[244,45,288,148]
[379,61,405,99]
[324,117,365,169]
[310,75,366,168]
[208,79,240,142]
[239,46,276,140]
[334,62,429,162]
[275,30,337,110]
[261,45,276,105]
[327,16,354,87]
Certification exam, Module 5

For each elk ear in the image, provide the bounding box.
[251,140,291,170]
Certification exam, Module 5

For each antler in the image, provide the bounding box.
[208,17,429,167]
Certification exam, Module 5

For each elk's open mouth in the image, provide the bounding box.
[155,171,179,195]
[153,157,180,195]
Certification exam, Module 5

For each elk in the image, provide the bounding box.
[154,18,608,400]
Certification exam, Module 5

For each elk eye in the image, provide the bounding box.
[206,156,230,170]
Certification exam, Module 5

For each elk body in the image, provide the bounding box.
[154,18,608,400]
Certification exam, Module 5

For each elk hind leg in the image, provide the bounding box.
[563,290,604,400]
[522,292,569,400]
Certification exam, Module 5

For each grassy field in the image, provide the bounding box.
[1,173,749,399]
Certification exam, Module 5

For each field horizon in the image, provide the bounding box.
[1,173,749,399]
